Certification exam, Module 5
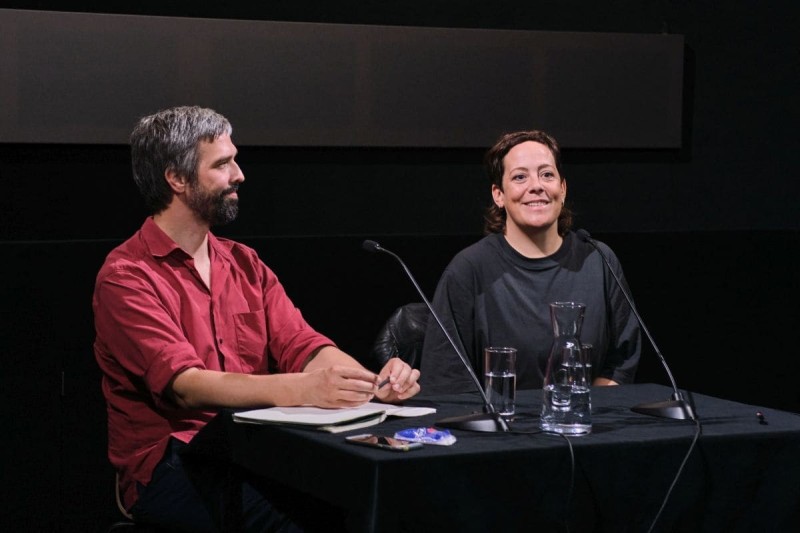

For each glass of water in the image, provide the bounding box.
[484,346,517,417]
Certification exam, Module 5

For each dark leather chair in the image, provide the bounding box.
[368,303,430,372]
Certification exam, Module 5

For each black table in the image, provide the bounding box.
[192,384,800,532]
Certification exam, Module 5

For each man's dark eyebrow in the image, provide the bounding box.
[213,154,235,166]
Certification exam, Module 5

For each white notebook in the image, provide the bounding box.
[233,402,436,433]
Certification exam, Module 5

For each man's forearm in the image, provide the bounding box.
[170,367,308,409]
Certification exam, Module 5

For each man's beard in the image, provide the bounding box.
[187,182,239,226]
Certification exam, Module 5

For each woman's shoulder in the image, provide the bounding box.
[435,234,507,294]
[564,231,623,269]
[449,233,504,264]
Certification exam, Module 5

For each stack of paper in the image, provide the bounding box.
[233,402,436,433]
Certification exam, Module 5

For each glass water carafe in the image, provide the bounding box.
[540,301,592,435]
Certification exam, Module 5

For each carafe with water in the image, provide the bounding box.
[540,301,592,435]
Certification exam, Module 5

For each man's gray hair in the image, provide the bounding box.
[130,106,232,214]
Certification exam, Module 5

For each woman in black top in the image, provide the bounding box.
[420,130,641,394]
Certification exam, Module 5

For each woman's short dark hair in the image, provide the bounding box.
[482,130,572,235]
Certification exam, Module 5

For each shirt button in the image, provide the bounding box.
[219,339,224,344]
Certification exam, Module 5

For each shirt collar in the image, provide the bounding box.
[141,216,235,267]
[494,230,572,270]
[141,217,184,258]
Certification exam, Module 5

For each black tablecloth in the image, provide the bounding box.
[190,383,800,532]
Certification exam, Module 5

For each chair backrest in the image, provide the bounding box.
[115,471,133,520]
[367,303,431,372]
[105,472,137,531]
[107,472,162,532]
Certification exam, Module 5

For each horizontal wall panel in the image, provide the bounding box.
[0,9,683,148]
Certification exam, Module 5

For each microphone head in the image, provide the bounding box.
[575,229,592,242]
[362,239,381,253]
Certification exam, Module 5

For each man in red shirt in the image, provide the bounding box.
[93,106,420,531]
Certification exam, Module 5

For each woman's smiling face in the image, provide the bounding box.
[492,140,566,238]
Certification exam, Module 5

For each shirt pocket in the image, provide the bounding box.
[233,309,268,370]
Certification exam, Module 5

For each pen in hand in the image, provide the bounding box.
[377,351,401,390]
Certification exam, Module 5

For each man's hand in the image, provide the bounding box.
[300,365,381,408]
[374,357,421,403]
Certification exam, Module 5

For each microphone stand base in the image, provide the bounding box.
[631,398,695,420]
[436,412,510,433]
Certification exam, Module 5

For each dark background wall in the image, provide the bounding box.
[1,2,798,531]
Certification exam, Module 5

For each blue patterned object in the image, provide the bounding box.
[394,427,457,446]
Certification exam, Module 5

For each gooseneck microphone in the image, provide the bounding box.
[362,239,509,432]
[575,229,696,421]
